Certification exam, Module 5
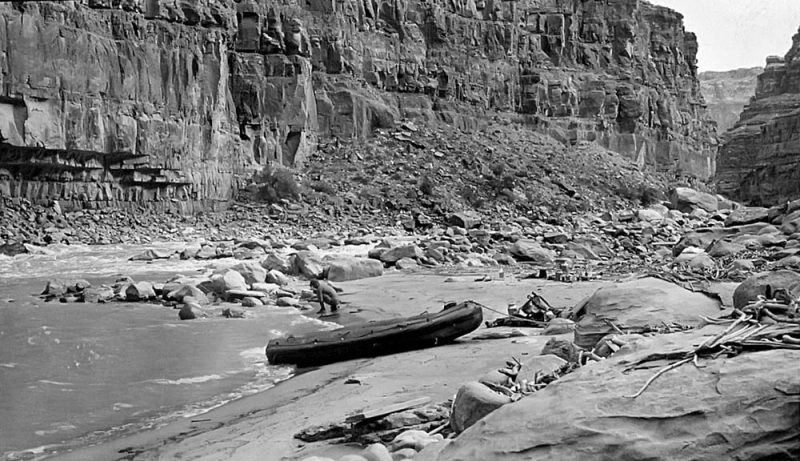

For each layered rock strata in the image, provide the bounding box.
[0,0,716,209]
[699,67,761,132]
[716,27,800,205]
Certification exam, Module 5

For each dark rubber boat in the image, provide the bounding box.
[266,301,484,366]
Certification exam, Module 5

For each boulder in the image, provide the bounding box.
[179,302,206,320]
[670,187,718,213]
[125,282,156,301]
[688,252,715,270]
[212,270,248,294]
[233,246,266,260]
[395,257,419,270]
[707,240,746,258]
[82,286,115,303]
[515,354,567,384]
[732,270,800,309]
[543,231,569,244]
[0,242,28,256]
[568,278,721,349]
[508,239,556,264]
[540,338,581,363]
[673,246,705,264]
[781,210,800,234]
[265,269,290,286]
[731,259,756,271]
[391,448,416,460]
[380,245,424,264]
[773,255,800,269]
[327,257,384,282]
[368,247,389,260]
[222,306,246,318]
[448,212,482,229]
[450,381,512,434]
[241,296,263,307]
[180,247,200,259]
[195,245,218,260]
[277,296,300,307]
[389,430,443,452]
[231,261,267,285]
[758,233,788,247]
[637,208,664,223]
[361,444,393,461]
[725,207,769,226]
[293,250,325,279]
[541,318,576,335]
[426,247,447,263]
[166,285,208,304]
[261,252,293,273]
[417,329,800,461]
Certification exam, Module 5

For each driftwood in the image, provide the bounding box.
[345,397,431,423]
[624,296,800,399]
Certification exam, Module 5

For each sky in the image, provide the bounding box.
[650,0,800,71]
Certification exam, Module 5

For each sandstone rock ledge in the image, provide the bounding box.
[417,327,800,461]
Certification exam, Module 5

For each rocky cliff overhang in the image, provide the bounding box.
[716,26,800,206]
[0,0,716,209]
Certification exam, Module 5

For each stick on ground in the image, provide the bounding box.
[624,356,693,399]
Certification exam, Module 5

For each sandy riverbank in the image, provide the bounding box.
[49,271,613,461]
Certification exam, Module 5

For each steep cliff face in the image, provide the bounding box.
[699,67,761,132]
[0,0,715,210]
[716,27,800,205]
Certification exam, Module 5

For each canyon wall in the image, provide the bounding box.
[0,0,716,210]
[699,67,761,132]
[716,27,800,206]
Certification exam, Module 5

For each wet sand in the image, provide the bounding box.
[51,271,613,461]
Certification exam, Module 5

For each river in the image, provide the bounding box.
[0,243,333,460]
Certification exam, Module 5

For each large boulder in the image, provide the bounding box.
[732,270,800,309]
[416,328,800,461]
[448,212,482,229]
[293,251,325,279]
[450,381,513,434]
[508,240,556,264]
[0,242,28,256]
[670,187,718,213]
[165,285,208,304]
[125,281,156,301]
[725,207,769,227]
[568,278,721,349]
[82,286,115,303]
[707,240,746,258]
[265,269,290,286]
[261,252,293,274]
[327,257,384,282]
[380,245,424,264]
[211,270,248,294]
[231,261,267,285]
[179,302,206,320]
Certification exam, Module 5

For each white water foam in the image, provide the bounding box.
[36,380,72,386]
[148,374,226,386]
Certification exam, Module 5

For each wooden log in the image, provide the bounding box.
[345,397,431,424]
